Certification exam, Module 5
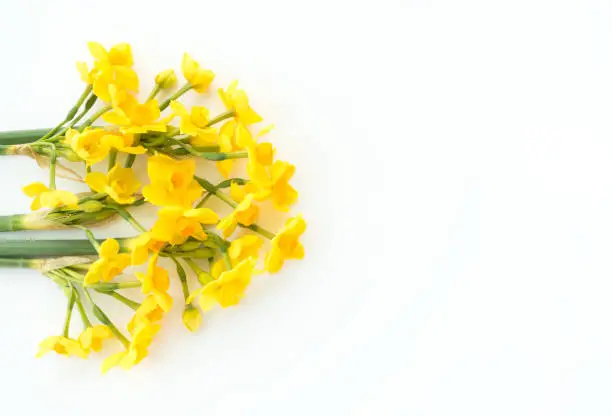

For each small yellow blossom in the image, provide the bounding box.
[213,235,264,276]
[102,131,146,155]
[228,235,264,263]
[155,69,177,89]
[169,101,218,145]
[265,215,306,273]
[142,154,203,207]
[216,194,259,238]
[22,182,78,211]
[102,86,169,134]
[151,206,219,245]
[188,258,255,310]
[129,233,165,266]
[78,325,113,353]
[218,80,262,125]
[127,295,166,334]
[101,323,160,373]
[135,254,173,312]
[181,53,215,93]
[182,306,202,332]
[247,160,298,212]
[64,128,112,165]
[37,336,88,358]
[79,42,139,103]
[85,166,141,205]
[84,238,131,285]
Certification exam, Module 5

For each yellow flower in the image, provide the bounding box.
[246,160,298,212]
[181,53,215,93]
[84,238,131,285]
[135,254,173,312]
[80,42,139,103]
[102,86,169,134]
[78,325,113,353]
[142,154,203,207]
[188,258,255,310]
[101,131,146,155]
[155,69,177,89]
[22,182,78,211]
[265,215,306,273]
[85,166,141,205]
[216,194,259,238]
[218,80,262,125]
[129,233,165,266]
[213,235,264,276]
[151,206,219,245]
[169,101,218,145]
[127,295,166,334]
[37,336,88,358]
[228,234,264,263]
[101,323,160,373]
[64,128,112,165]
[182,306,202,332]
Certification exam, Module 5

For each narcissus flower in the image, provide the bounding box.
[85,166,141,205]
[216,193,259,238]
[265,215,306,273]
[228,234,264,263]
[142,154,202,207]
[84,238,131,285]
[218,80,262,125]
[135,254,173,312]
[151,206,219,245]
[37,336,88,358]
[170,101,218,145]
[182,53,215,93]
[102,131,146,155]
[78,325,113,353]
[188,258,255,310]
[101,323,160,373]
[247,160,298,212]
[22,182,78,211]
[127,295,166,334]
[64,128,112,165]
[129,233,165,266]
[79,42,139,103]
[103,86,169,134]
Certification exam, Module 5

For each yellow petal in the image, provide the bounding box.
[84,172,108,193]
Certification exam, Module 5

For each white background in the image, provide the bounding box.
[0,0,610,414]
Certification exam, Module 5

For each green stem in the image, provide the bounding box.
[81,105,111,128]
[62,288,76,337]
[195,176,237,208]
[159,83,192,111]
[124,153,136,168]
[107,206,147,233]
[97,290,140,310]
[147,85,161,101]
[0,128,49,145]
[73,287,92,328]
[206,111,235,127]
[83,288,130,347]
[74,226,101,252]
[40,85,92,141]
[184,258,214,285]
[241,223,275,240]
[170,256,190,301]
[107,149,117,170]
[0,258,39,268]
[0,214,29,231]
[0,237,136,257]
[48,144,57,190]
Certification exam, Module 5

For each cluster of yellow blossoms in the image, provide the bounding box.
[17,42,306,372]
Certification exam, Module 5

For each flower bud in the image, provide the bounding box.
[182,305,201,332]
[79,200,105,213]
[155,69,177,89]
